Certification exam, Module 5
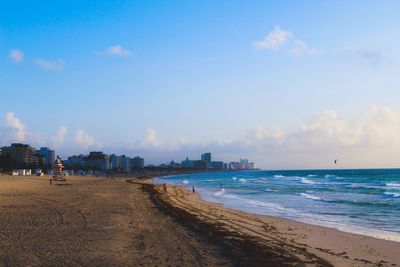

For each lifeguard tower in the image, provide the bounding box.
[51,158,67,185]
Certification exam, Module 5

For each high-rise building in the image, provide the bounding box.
[110,154,122,170]
[201,153,211,163]
[194,160,207,169]
[121,155,131,172]
[86,152,110,171]
[131,156,144,169]
[36,147,55,166]
[229,162,241,170]
[211,161,224,170]
[0,143,38,167]
[240,159,249,169]
[67,154,86,167]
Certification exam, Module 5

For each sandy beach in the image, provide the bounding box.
[144,181,400,267]
[1,174,399,267]
[0,174,232,266]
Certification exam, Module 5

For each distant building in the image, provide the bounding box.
[131,156,144,169]
[229,162,241,170]
[201,153,211,163]
[181,156,195,168]
[211,161,224,170]
[67,154,86,168]
[0,143,38,167]
[120,155,131,172]
[223,163,228,170]
[169,160,181,168]
[86,152,110,171]
[36,147,55,166]
[240,159,249,169]
[194,160,207,169]
[110,154,122,170]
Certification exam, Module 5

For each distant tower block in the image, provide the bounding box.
[52,158,67,183]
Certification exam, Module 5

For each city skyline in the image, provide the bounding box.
[1,1,400,169]
[0,142,255,173]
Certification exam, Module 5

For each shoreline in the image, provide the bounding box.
[197,187,400,243]
[142,179,400,266]
[153,174,400,243]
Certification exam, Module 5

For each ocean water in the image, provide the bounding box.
[156,169,400,242]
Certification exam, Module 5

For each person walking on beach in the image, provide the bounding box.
[163,183,167,192]
[192,186,195,193]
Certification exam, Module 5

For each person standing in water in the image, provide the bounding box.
[192,186,195,193]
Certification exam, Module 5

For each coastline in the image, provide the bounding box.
[142,180,400,266]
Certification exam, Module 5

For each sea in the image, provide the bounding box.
[156,169,400,242]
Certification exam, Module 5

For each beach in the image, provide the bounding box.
[146,181,400,267]
[1,174,399,266]
[0,174,232,266]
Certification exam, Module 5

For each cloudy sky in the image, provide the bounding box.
[1,1,400,169]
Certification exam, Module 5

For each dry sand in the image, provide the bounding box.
[146,182,400,267]
[2,174,399,267]
[0,175,232,266]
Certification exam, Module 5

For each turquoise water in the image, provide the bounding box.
[156,169,400,241]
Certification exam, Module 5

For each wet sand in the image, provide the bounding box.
[144,181,400,267]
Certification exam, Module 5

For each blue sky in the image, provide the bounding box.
[1,1,400,169]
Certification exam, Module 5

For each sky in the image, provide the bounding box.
[1,1,400,169]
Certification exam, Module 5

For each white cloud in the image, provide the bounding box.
[344,47,383,66]
[253,26,293,50]
[0,112,44,145]
[289,40,321,56]
[125,106,400,169]
[254,26,320,57]
[9,49,24,63]
[4,112,25,131]
[75,129,102,150]
[137,129,162,148]
[104,44,132,56]
[35,58,64,71]
[238,106,400,168]
[253,125,285,140]
[3,112,27,142]
[4,106,400,169]
[179,137,189,145]
[51,126,68,146]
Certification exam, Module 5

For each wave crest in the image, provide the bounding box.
[300,193,322,201]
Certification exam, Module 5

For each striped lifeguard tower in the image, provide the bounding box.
[51,158,67,184]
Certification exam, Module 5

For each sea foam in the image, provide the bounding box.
[300,193,322,201]
[386,182,400,188]
[213,188,225,197]
[301,178,316,185]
